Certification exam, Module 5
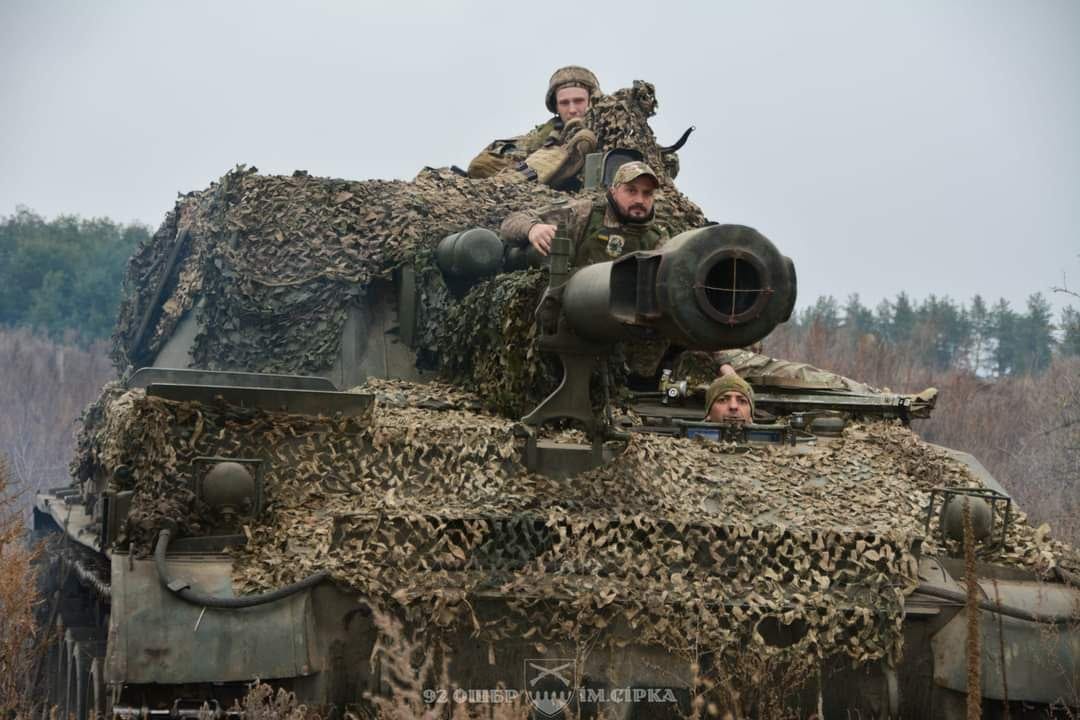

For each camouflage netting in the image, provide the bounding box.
[72,379,1080,675]
[434,269,557,416]
[110,81,706,382]
[433,267,667,415]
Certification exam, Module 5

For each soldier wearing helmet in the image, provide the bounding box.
[500,160,667,268]
[467,66,601,190]
[544,65,597,122]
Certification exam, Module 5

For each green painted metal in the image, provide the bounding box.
[105,555,318,684]
[931,580,1080,703]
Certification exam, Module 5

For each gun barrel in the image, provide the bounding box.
[561,224,796,350]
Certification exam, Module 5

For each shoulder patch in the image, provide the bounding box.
[604,234,625,257]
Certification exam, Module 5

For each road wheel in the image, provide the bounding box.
[89,656,109,720]
[63,628,99,720]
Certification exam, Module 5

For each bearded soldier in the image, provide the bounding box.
[467,66,600,189]
[499,160,667,269]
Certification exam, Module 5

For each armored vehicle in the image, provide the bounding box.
[34,83,1080,719]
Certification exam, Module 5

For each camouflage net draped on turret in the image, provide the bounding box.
[433,269,557,416]
[72,379,1080,683]
[432,268,659,416]
[110,82,706,380]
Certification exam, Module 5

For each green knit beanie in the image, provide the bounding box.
[704,375,755,418]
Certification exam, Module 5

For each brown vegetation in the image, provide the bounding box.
[216,683,316,720]
[357,611,531,720]
[0,327,108,716]
[0,454,47,717]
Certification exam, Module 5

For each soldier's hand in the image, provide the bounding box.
[528,223,557,256]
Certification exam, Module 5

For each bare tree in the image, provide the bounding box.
[0,328,114,503]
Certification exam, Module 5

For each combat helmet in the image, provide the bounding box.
[546,66,600,114]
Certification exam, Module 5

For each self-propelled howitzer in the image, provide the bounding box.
[32,152,1080,720]
[30,156,806,719]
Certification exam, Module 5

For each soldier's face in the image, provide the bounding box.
[611,176,657,220]
[555,86,590,122]
[708,391,752,423]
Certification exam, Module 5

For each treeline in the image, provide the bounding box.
[790,292,1080,377]
[0,208,148,343]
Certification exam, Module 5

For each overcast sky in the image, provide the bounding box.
[2,0,1078,317]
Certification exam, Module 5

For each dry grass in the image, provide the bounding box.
[1036,604,1080,714]
[689,653,816,720]
[356,610,531,720]
[217,683,317,720]
[0,454,48,718]
[226,610,534,720]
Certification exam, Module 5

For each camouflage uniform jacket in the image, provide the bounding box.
[712,349,879,393]
[467,118,562,179]
[500,196,664,268]
[706,348,938,417]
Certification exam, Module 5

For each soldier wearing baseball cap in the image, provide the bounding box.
[610,160,658,189]
[500,159,666,269]
[466,66,601,190]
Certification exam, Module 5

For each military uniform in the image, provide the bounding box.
[500,196,664,268]
[713,348,881,393]
[467,66,600,189]
[499,161,666,268]
[705,348,939,417]
[467,118,563,179]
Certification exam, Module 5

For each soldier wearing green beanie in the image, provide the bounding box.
[704,368,755,423]
[467,66,600,189]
